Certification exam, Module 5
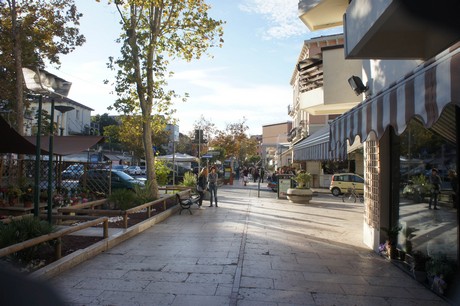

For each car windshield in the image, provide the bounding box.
[116,171,136,181]
[65,164,82,171]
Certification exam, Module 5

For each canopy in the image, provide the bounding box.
[156,153,199,162]
[293,125,335,161]
[0,115,104,155]
[329,42,460,160]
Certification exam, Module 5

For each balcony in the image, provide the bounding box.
[344,0,460,60]
[298,0,348,31]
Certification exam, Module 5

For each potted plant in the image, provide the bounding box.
[286,171,313,204]
[381,225,402,259]
[6,186,22,206]
[21,185,34,208]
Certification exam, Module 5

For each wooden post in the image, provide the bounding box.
[103,219,108,238]
[123,211,128,229]
[54,237,62,260]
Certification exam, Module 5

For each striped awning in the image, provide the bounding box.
[329,42,460,160]
[294,125,334,161]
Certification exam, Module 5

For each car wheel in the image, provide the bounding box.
[331,187,341,197]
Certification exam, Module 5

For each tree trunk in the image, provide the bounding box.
[143,117,158,199]
[12,0,24,135]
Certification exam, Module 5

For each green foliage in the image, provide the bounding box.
[182,172,197,187]
[134,180,156,204]
[381,225,402,244]
[293,171,312,189]
[0,0,85,133]
[108,189,138,210]
[0,216,55,262]
[105,0,225,199]
[6,186,22,199]
[155,159,171,186]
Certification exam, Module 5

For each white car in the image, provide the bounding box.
[127,166,141,175]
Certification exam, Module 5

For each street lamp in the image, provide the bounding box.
[22,67,71,222]
[54,105,74,136]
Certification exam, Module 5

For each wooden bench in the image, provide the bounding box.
[176,193,200,215]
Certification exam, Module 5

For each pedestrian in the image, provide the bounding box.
[243,167,249,186]
[252,167,259,182]
[260,167,265,183]
[196,168,208,207]
[448,169,457,207]
[429,168,441,210]
[207,166,218,207]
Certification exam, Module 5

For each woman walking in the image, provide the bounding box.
[196,168,208,207]
[207,166,218,207]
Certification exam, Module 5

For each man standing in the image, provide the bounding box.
[429,168,442,210]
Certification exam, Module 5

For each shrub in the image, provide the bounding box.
[0,216,55,262]
[154,160,170,186]
[108,189,139,210]
[182,171,196,187]
[134,180,156,204]
[293,171,312,189]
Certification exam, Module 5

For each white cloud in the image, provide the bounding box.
[170,68,291,135]
[238,0,306,39]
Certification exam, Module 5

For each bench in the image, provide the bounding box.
[176,193,200,215]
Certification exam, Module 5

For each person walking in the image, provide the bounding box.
[242,167,249,186]
[196,168,208,207]
[429,168,442,210]
[207,166,218,207]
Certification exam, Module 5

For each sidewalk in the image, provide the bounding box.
[49,181,450,306]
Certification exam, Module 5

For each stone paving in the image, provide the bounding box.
[50,181,450,305]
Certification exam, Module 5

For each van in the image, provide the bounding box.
[329,173,364,196]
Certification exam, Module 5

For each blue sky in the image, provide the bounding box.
[48,0,340,136]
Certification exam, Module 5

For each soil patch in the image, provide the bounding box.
[3,198,177,273]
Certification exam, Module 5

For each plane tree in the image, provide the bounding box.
[100,0,224,198]
[0,0,85,134]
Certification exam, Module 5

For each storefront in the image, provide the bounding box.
[329,43,460,296]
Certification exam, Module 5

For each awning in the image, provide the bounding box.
[329,42,460,159]
[156,153,199,163]
[104,154,123,161]
[0,115,104,155]
[294,125,336,161]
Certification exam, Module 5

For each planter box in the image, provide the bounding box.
[286,188,313,204]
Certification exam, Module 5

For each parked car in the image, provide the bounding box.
[61,164,84,180]
[127,166,141,175]
[79,169,145,193]
[329,173,364,196]
[111,165,128,173]
[139,166,146,175]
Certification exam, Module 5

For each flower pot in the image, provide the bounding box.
[23,201,33,208]
[286,188,313,204]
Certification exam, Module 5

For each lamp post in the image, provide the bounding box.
[54,105,74,136]
[22,68,71,222]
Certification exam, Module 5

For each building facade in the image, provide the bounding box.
[261,121,292,170]
[299,0,459,301]
[28,97,94,136]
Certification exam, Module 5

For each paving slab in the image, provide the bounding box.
[49,180,450,305]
